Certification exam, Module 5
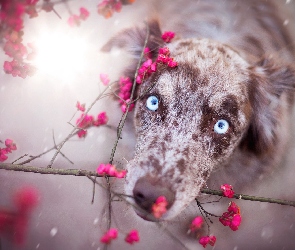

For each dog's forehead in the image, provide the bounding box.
[154,39,250,106]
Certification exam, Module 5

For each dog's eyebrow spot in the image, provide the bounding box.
[221,95,239,117]
[176,159,186,174]
[200,102,215,133]
[192,134,198,141]
[163,133,172,142]
[148,155,162,173]
[172,121,179,127]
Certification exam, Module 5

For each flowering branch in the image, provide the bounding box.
[200,188,295,207]
[1,162,294,207]
[108,22,150,165]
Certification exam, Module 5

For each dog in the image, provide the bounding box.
[102,0,295,223]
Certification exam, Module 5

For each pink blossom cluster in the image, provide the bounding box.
[96,163,127,178]
[189,216,217,248]
[220,183,235,198]
[136,45,177,84]
[0,1,41,78]
[136,59,157,84]
[97,0,135,19]
[0,139,17,162]
[219,201,242,231]
[100,228,140,245]
[156,47,178,67]
[100,73,110,86]
[100,228,118,244]
[67,7,90,27]
[161,31,175,43]
[75,104,108,138]
[190,216,203,232]
[151,196,168,219]
[117,76,135,113]
[124,229,140,244]
[199,235,216,248]
[117,31,177,112]
[0,187,39,245]
[76,101,86,112]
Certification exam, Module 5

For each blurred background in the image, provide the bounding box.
[0,0,295,249]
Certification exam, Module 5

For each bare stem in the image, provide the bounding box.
[0,162,101,177]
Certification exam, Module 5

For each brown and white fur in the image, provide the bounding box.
[103,0,295,222]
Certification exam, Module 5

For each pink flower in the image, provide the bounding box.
[156,47,178,68]
[67,14,80,27]
[152,196,168,219]
[94,112,108,126]
[76,101,86,112]
[0,187,39,245]
[14,187,39,214]
[136,59,157,84]
[190,216,203,232]
[100,228,118,244]
[76,114,94,128]
[227,201,239,214]
[121,99,135,113]
[96,164,126,178]
[79,7,90,20]
[125,230,140,244]
[219,201,242,231]
[220,184,235,198]
[199,235,216,248]
[5,139,17,151]
[0,149,8,162]
[100,73,110,86]
[77,129,87,138]
[115,170,127,178]
[97,0,122,19]
[161,31,175,43]
[229,214,242,231]
[144,47,152,59]
[3,61,13,72]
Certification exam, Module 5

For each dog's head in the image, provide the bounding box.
[103,21,295,220]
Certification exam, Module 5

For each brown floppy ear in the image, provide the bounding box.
[101,20,164,81]
[241,57,295,155]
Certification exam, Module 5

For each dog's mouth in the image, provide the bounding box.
[133,207,163,222]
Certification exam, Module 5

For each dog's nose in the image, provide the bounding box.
[133,177,175,215]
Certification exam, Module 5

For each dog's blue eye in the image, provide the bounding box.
[146,96,159,111]
[214,119,229,134]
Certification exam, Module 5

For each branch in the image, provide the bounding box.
[108,22,150,165]
[1,162,295,207]
[200,188,295,207]
[0,162,101,177]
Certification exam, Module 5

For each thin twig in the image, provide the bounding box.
[47,82,115,168]
[91,176,97,204]
[109,22,150,165]
[11,154,28,164]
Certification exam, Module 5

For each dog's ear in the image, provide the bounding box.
[241,57,295,155]
[101,20,164,80]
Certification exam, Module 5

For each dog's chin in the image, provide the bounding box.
[133,207,177,222]
[134,208,160,222]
